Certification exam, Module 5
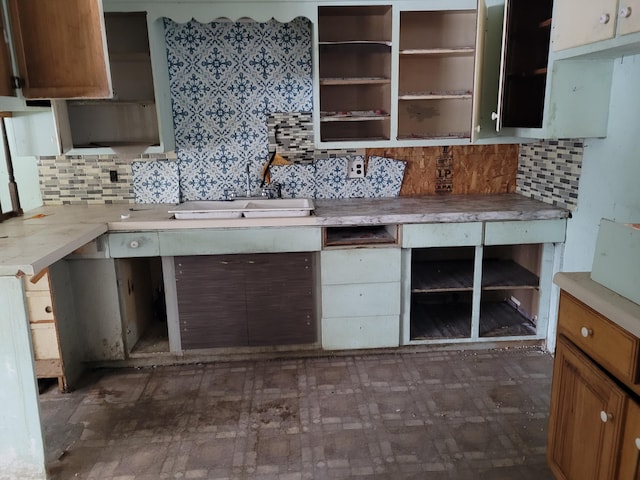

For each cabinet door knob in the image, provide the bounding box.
[619,6,632,18]
[129,240,139,249]
[635,437,640,450]
[45,305,52,314]
[491,112,499,121]
[599,13,611,24]
[580,327,593,338]
[600,410,613,423]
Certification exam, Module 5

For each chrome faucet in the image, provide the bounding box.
[261,182,282,199]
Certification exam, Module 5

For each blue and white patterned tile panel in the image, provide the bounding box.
[365,156,406,198]
[314,157,349,199]
[131,160,180,204]
[164,19,313,201]
[270,163,316,199]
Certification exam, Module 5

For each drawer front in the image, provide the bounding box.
[484,219,566,245]
[402,222,483,248]
[159,227,321,255]
[26,291,54,321]
[321,248,401,285]
[322,315,399,350]
[322,282,401,317]
[30,322,60,360]
[108,232,160,257]
[558,292,640,383]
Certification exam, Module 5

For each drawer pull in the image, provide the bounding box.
[619,6,632,18]
[600,410,613,423]
[129,240,139,249]
[45,306,52,314]
[580,327,593,338]
[636,437,640,450]
[599,13,611,24]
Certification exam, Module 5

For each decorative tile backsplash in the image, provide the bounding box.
[164,18,313,201]
[131,160,180,204]
[516,139,583,210]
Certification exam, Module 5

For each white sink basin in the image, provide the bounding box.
[243,198,314,218]
[169,198,314,219]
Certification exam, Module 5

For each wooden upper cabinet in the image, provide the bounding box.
[7,0,111,99]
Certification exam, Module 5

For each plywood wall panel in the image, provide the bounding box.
[367,144,518,196]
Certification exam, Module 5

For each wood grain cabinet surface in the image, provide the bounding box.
[548,291,640,480]
[175,253,316,350]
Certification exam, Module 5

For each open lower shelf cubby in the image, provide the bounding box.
[323,225,398,247]
[408,243,543,342]
[115,257,168,356]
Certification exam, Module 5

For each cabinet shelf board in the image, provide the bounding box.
[479,301,537,337]
[397,132,470,140]
[319,40,392,47]
[399,92,472,100]
[410,298,472,340]
[68,99,156,106]
[320,136,389,143]
[411,260,474,292]
[324,225,397,247]
[320,111,389,122]
[400,47,474,55]
[481,259,539,290]
[320,77,390,85]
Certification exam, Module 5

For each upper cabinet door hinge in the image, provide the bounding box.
[11,76,24,89]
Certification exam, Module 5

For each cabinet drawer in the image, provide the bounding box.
[484,219,566,245]
[30,322,60,360]
[402,222,483,248]
[26,291,54,321]
[321,248,401,285]
[558,292,640,384]
[322,315,399,350]
[322,282,401,317]
[108,232,160,257]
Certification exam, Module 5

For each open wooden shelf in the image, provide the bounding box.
[324,225,398,247]
[412,260,474,292]
[400,47,474,55]
[320,77,390,86]
[481,259,539,290]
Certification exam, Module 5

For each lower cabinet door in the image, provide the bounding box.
[619,399,640,480]
[175,253,316,350]
[175,255,249,349]
[547,336,626,480]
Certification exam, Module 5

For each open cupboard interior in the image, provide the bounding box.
[317,3,483,145]
[409,243,543,342]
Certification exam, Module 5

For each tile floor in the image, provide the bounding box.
[40,347,556,480]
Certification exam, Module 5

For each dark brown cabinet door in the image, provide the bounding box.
[175,255,248,349]
[175,253,316,350]
[7,0,111,99]
[246,253,315,346]
[547,336,626,480]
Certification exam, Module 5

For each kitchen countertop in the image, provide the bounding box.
[554,271,640,338]
[0,194,568,276]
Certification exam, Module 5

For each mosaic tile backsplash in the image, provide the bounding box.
[516,139,583,210]
[39,154,174,205]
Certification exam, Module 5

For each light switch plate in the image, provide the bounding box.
[348,157,365,178]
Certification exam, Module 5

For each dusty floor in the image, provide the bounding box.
[40,347,556,479]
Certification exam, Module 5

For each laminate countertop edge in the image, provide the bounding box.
[554,271,640,338]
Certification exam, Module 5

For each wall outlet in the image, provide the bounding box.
[348,157,365,179]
